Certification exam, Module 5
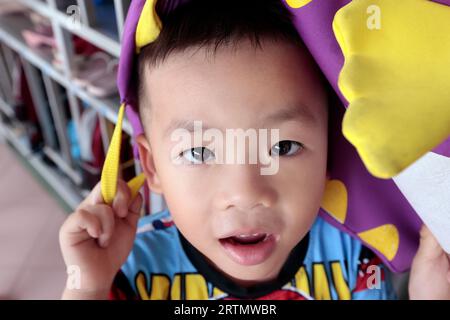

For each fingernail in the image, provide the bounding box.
[120,205,128,217]
[130,196,143,213]
[99,237,109,248]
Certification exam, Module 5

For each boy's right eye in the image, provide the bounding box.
[180,147,215,164]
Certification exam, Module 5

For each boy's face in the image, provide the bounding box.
[137,39,328,284]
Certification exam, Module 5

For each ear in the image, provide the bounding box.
[136,134,163,194]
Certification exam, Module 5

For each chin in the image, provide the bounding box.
[222,259,281,282]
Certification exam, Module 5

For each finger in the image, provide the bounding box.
[112,179,132,218]
[129,192,143,214]
[126,193,143,228]
[416,224,443,260]
[446,254,450,284]
[79,182,105,208]
[84,204,116,248]
[60,209,102,246]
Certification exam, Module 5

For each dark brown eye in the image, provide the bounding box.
[181,147,215,164]
[270,141,303,157]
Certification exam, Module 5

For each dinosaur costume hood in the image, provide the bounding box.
[101,0,450,273]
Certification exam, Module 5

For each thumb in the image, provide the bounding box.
[415,224,444,261]
[126,193,143,228]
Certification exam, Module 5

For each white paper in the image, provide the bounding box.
[394,151,450,253]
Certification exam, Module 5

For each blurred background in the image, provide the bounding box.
[0,0,166,299]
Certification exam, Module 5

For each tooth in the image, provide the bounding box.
[237,233,263,239]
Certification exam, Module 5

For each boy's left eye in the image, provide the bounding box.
[270,140,303,157]
[180,147,215,164]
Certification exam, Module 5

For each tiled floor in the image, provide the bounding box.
[0,142,68,299]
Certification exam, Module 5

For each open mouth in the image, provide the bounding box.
[218,232,277,266]
[220,233,269,245]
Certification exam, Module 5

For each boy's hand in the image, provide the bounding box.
[59,180,143,299]
[409,225,450,300]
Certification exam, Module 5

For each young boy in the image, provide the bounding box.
[59,0,450,300]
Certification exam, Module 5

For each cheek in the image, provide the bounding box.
[279,176,323,245]
[159,167,211,216]
[159,172,207,229]
[281,151,327,203]
[151,155,214,243]
[276,153,327,236]
[161,179,212,248]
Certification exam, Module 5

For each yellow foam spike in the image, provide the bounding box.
[321,179,348,224]
[101,104,125,205]
[285,0,313,9]
[127,173,146,201]
[358,224,400,261]
[135,0,162,53]
[333,0,450,178]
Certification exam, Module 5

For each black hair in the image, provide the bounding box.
[137,0,304,116]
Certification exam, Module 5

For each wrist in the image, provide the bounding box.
[61,269,115,300]
[62,286,111,300]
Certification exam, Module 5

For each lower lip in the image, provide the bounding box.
[219,235,277,266]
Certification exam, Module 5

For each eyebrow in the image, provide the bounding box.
[164,105,317,138]
[262,105,317,127]
[164,119,215,138]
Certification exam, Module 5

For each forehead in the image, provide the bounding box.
[141,39,327,130]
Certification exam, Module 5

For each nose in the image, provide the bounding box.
[213,164,278,211]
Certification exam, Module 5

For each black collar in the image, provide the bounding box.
[178,230,310,299]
